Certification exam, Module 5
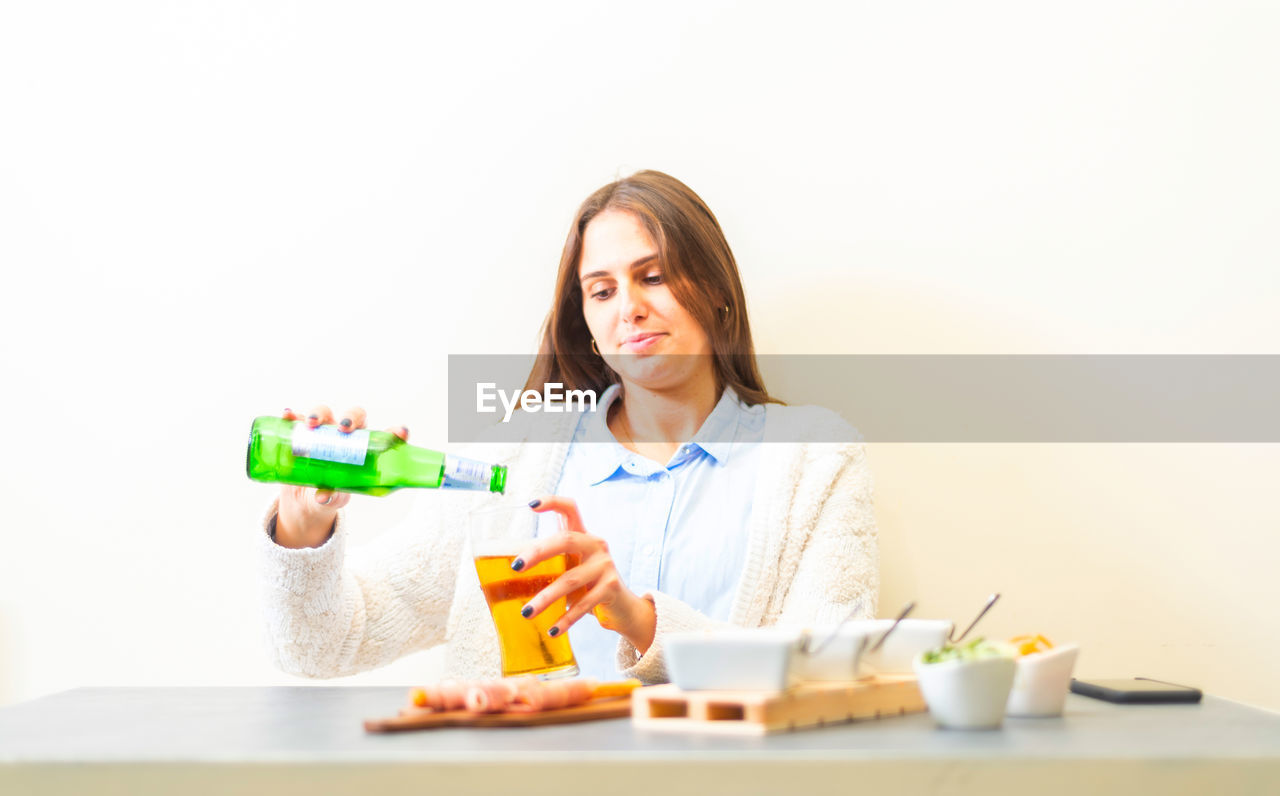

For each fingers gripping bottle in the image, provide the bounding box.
[246,417,507,496]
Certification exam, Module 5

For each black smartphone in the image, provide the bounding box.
[1070,677,1203,704]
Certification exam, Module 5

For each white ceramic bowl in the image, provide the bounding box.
[665,628,803,691]
[913,654,1016,730]
[1006,643,1080,717]
[794,619,954,681]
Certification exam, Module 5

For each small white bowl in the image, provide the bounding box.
[1006,643,1080,717]
[794,619,953,681]
[665,628,803,691]
[913,654,1016,730]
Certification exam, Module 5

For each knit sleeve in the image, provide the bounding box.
[257,492,473,679]
[774,440,879,627]
[614,591,733,684]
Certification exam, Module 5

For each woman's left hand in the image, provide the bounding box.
[513,496,657,654]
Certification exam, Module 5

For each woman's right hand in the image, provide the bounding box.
[273,405,409,549]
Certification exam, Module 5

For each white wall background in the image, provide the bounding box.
[2,2,1277,709]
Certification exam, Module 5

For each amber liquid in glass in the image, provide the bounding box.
[474,554,579,678]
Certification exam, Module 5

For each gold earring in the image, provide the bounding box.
[720,305,730,322]
[591,339,601,356]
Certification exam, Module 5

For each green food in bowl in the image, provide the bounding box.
[919,637,1016,665]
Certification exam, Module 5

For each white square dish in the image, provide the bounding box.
[664,628,803,691]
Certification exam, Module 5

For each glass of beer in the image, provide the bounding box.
[469,503,579,679]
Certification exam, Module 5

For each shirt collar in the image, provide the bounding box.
[576,384,629,485]
[575,383,745,485]
[684,386,742,465]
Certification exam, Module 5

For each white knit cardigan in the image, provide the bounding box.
[258,404,878,684]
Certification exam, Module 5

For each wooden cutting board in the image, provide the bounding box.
[364,695,633,733]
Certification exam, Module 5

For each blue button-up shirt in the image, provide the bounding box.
[534,383,766,679]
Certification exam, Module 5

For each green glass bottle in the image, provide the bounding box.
[246,417,507,496]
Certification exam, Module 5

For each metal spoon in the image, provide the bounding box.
[866,601,916,654]
[798,599,865,657]
[947,593,1001,643]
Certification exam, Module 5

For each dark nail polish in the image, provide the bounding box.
[520,605,533,618]
[511,558,525,572]
[339,418,352,429]
[528,499,541,509]
[548,627,560,637]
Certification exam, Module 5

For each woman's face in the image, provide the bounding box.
[578,209,713,391]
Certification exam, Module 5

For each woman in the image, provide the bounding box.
[262,170,877,683]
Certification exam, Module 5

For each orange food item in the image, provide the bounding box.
[409,688,429,708]
[1009,634,1055,656]
[590,679,642,699]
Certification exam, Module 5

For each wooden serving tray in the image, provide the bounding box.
[364,695,633,733]
[631,675,925,735]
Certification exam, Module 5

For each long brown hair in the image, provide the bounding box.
[525,170,775,406]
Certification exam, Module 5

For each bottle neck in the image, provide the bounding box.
[440,454,503,492]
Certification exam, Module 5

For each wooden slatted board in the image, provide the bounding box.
[631,675,925,735]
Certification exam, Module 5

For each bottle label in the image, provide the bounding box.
[442,456,493,490]
[291,425,370,466]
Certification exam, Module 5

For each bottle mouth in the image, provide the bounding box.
[245,421,257,480]
[489,465,508,495]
